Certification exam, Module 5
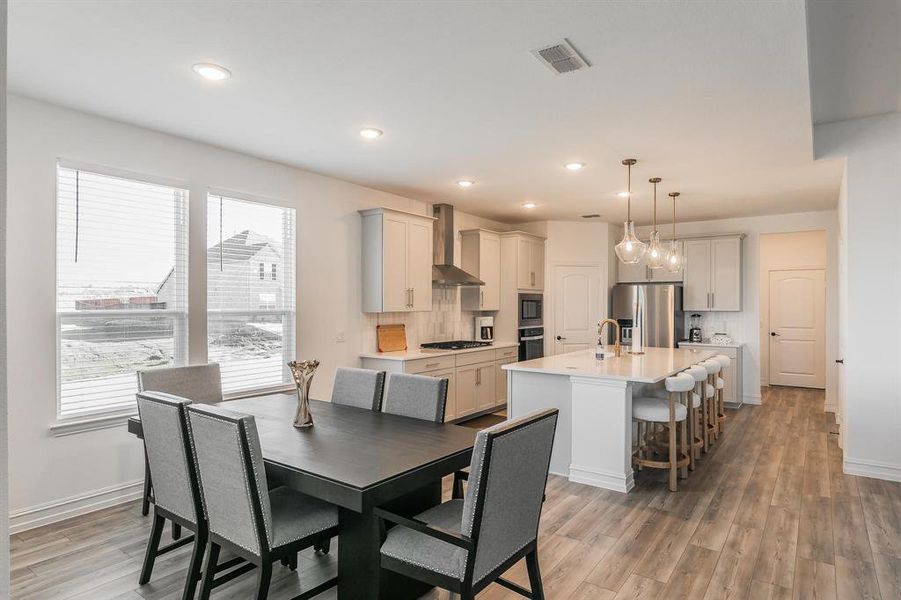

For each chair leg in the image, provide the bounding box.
[314,537,331,554]
[288,552,298,571]
[688,405,697,470]
[142,453,152,516]
[198,542,220,600]
[172,523,182,541]
[668,411,677,492]
[525,549,545,600]
[255,563,272,600]
[139,512,165,585]
[680,418,688,480]
[182,528,206,600]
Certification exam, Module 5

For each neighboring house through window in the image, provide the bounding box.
[56,165,188,419]
[205,194,296,394]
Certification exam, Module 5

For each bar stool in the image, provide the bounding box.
[700,359,722,441]
[712,355,730,433]
[632,373,692,492]
[684,365,710,454]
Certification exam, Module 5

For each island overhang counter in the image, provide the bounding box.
[502,346,716,493]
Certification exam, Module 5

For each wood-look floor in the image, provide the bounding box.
[10,386,901,599]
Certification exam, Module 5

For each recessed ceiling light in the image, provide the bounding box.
[617,191,630,198]
[522,202,537,209]
[193,63,231,81]
[456,180,474,188]
[360,128,383,140]
[565,162,586,171]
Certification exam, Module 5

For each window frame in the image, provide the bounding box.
[53,160,191,431]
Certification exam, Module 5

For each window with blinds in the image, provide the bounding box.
[56,166,189,419]
[207,194,296,395]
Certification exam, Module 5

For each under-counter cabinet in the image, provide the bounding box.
[460,229,501,311]
[677,342,743,406]
[360,208,434,312]
[682,235,742,311]
[501,231,545,291]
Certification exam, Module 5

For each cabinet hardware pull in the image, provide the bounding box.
[411,287,415,307]
[425,362,440,368]
[480,290,484,307]
[476,368,481,385]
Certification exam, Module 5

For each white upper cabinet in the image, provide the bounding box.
[682,235,742,311]
[461,229,501,311]
[502,232,546,291]
[360,208,435,313]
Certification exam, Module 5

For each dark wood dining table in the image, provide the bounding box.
[127,393,477,599]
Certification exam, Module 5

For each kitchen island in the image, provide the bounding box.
[503,346,715,493]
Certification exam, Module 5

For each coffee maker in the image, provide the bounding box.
[689,313,703,343]
[475,316,494,342]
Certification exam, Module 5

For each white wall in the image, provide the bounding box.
[633,210,839,407]
[5,95,499,529]
[0,0,9,592]
[815,112,901,482]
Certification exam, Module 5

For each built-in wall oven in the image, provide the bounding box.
[518,293,544,361]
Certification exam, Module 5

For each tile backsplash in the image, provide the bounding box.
[362,287,480,351]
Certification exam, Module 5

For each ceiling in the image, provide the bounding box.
[9,1,845,224]
[807,0,901,125]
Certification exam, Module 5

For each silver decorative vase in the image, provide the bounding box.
[288,359,319,428]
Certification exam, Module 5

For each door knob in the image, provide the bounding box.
[555,335,566,341]
[835,359,844,364]
[770,332,780,337]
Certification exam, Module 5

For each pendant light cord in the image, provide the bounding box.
[627,162,632,222]
[652,180,657,232]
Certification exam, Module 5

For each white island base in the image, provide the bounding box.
[504,347,715,493]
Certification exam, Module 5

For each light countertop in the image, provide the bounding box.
[360,340,519,361]
[678,340,742,349]
[502,346,716,383]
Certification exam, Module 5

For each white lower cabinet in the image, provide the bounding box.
[456,361,496,417]
[677,342,743,406]
[496,358,516,405]
[427,368,456,421]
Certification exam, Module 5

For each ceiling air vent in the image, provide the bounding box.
[532,39,590,75]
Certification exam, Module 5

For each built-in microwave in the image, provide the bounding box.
[518,293,543,328]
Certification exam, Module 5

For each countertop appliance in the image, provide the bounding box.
[475,316,495,342]
[610,283,684,348]
[421,340,492,351]
[518,293,543,328]
[689,313,703,343]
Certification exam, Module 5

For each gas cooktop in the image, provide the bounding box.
[420,340,492,350]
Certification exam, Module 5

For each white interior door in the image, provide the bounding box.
[553,265,600,354]
[769,269,826,388]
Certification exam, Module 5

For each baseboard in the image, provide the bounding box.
[741,393,762,406]
[10,479,143,534]
[843,457,901,483]
[569,464,634,493]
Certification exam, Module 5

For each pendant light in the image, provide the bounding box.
[666,191,684,272]
[645,177,665,269]
[614,158,647,264]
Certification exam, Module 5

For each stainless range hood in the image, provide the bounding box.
[432,204,484,287]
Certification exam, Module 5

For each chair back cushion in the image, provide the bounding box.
[462,409,558,584]
[331,367,385,410]
[685,365,708,382]
[665,372,695,393]
[187,404,272,556]
[138,364,223,405]
[136,392,199,524]
[701,359,721,375]
[382,373,448,423]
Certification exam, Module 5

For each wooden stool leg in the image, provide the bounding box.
[680,414,688,480]
[699,383,709,452]
[668,394,677,492]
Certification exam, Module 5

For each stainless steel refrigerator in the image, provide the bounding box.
[610,283,684,348]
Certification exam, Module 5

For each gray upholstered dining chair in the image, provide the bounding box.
[381,372,448,423]
[376,408,559,600]
[187,403,340,600]
[136,391,237,600]
[331,366,385,411]
[137,363,224,518]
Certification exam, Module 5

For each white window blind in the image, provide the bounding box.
[207,194,296,394]
[56,166,189,419]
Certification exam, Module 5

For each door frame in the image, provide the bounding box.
[767,267,826,388]
[548,262,605,356]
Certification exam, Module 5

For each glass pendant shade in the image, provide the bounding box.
[615,221,647,263]
[646,230,666,269]
[665,240,683,272]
